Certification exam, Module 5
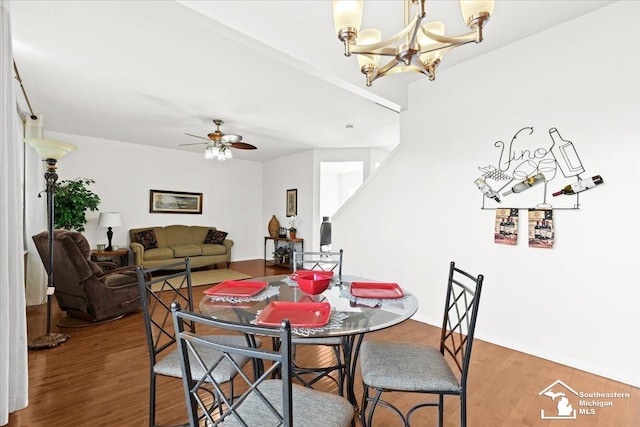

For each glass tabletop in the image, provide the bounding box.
[199,274,419,337]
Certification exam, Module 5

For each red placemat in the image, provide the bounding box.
[256,301,331,328]
[350,282,404,299]
[204,280,268,297]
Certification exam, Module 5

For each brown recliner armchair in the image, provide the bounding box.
[32,230,141,323]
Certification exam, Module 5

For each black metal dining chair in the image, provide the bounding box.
[136,257,255,427]
[358,261,484,427]
[171,301,354,427]
[291,250,347,395]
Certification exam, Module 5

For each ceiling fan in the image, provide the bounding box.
[180,119,257,160]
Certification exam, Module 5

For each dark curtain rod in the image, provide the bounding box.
[13,60,37,120]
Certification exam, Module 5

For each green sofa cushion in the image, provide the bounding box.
[143,247,174,261]
[171,244,202,258]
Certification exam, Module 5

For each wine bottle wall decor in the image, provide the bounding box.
[474,126,604,210]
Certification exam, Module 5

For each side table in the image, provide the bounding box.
[264,236,304,270]
[91,248,130,267]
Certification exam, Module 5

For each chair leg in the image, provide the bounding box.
[460,391,467,427]
[149,372,156,427]
[360,384,369,427]
[438,394,444,427]
[367,389,384,427]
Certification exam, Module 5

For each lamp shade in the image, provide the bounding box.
[419,21,445,64]
[97,212,122,228]
[25,138,77,160]
[460,0,494,26]
[333,0,363,34]
[356,28,382,69]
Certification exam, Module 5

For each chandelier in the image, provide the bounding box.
[333,0,494,86]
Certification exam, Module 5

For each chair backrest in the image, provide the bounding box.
[32,230,106,310]
[136,257,195,365]
[171,302,294,427]
[292,249,343,277]
[440,261,484,387]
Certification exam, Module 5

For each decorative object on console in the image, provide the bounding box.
[332,0,494,86]
[149,189,202,214]
[286,188,297,217]
[25,137,77,348]
[320,216,332,251]
[180,119,258,161]
[98,212,121,251]
[268,215,280,238]
[288,215,298,239]
[278,227,287,238]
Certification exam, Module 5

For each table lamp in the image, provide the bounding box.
[25,137,77,349]
[98,212,121,251]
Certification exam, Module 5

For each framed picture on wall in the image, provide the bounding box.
[149,189,203,214]
[286,189,297,217]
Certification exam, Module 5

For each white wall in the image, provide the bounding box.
[332,2,640,386]
[262,150,313,255]
[42,131,264,261]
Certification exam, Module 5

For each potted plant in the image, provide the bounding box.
[273,246,291,264]
[54,178,101,232]
[288,215,298,239]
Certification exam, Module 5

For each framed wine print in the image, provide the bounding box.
[149,189,203,214]
[286,189,297,217]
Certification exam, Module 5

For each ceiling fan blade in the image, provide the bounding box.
[231,142,257,150]
[184,133,210,141]
[179,142,209,146]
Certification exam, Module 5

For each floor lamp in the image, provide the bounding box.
[25,138,77,349]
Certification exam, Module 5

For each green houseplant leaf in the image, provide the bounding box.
[54,178,101,232]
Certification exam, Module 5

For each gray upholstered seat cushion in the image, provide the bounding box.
[359,341,460,392]
[219,379,353,426]
[154,335,256,382]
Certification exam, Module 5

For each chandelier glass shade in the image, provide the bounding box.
[333,0,494,86]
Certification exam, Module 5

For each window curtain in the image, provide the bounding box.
[24,117,47,306]
[0,0,29,424]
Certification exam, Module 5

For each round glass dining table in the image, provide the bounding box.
[199,274,419,409]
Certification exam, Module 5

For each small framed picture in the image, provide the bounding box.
[149,189,203,214]
[286,189,297,217]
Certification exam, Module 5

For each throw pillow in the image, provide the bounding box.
[134,229,158,250]
[204,229,228,245]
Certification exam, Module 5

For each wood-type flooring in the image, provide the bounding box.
[9,259,639,426]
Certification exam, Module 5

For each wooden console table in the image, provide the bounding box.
[264,236,304,270]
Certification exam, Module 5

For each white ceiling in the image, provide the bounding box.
[10,1,615,162]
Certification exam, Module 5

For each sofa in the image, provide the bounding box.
[129,225,233,269]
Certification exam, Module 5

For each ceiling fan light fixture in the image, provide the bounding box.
[204,145,215,159]
[181,119,258,159]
